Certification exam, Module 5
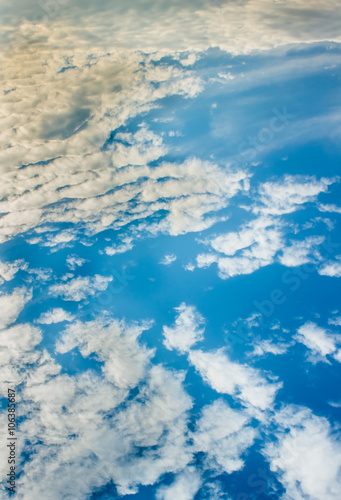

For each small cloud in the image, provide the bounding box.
[328,400,341,408]
[160,254,177,266]
[249,339,291,357]
[66,255,88,271]
[163,303,205,353]
[189,347,281,411]
[184,262,195,271]
[279,235,324,267]
[168,130,182,137]
[105,238,134,256]
[36,308,75,324]
[294,321,341,363]
[318,256,341,277]
[25,267,53,284]
[328,316,341,326]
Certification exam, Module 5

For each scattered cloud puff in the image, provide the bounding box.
[183,262,195,271]
[163,303,205,353]
[155,467,202,500]
[160,254,177,266]
[111,126,168,169]
[192,399,256,474]
[196,216,283,278]
[328,315,341,327]
[328,400,341,408]
[249,339,291,358]
[163,304,282,412]
[254,175,336,216]
[0,259,27,285]
[188,348,281,411]
[263,405,341,500]
[27,230,78,250]
[278,235,325,267]
[36,308,75,325]
[105,237,134,256]
[56,318,154,389]
[24,267,53,284]
[0,287,32,330]
[204,481,232,499]
[318,203,341,214]
[294,321,341,363]
[66,255,88,271]
[0,126,248,245]
[318,255,341,277]
[49,274,113,301]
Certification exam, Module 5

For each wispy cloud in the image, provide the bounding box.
[160,254,177,266]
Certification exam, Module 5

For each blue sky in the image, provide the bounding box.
[1,1,341,499]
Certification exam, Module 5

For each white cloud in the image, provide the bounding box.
[279,235,324,267]
[56,318,154,389]
[249,339,291,357]
[156,467,202,500]
[111,126,168,169]
[25,267,53,284]
[160,254,177,266]
[328,400,341,408]
[196,217,283,278]
[328,316,341,326]
[49,274,113,301]
[0,288,32,330]
[192,399,256,474]
[36,308,75,324]
[318,256,341,277]
[183,262,195,271]
[105,237,134,256]
[27,230,78,249]
[294,322,341,363]
[202,481,232,500]
[0,259,27,285]
[263,405,341,500]
[163,303,205,353]
[66,255,87,271]
[188,348,281,410]
[318,203,341,214]
[255,175,336,216]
